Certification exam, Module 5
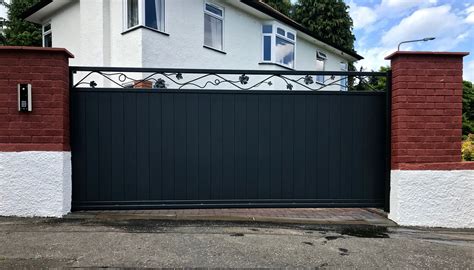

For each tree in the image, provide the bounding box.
[292,0,355,52]
[2,0,42,46]
[463,80,474,137]
[262,0,293,17]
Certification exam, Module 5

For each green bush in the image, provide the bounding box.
[462,134,474,161]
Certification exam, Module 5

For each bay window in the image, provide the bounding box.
[316,51,327,84]
[204,3,224,51]
[340,62,348,91]
[42,23,52,48]
[262,23,296,69]
[124,0,165,32]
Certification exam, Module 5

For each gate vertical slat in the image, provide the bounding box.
[269,95,283,199]
[85,92,100,201]
[123,93,138,200]
[304,95,317,199]
[185,94,199,200]
[110,93,125,201]
[174,94,188,200]
[197,94,211,200]
[246,95,259,199]
[221,94,236,199]
[210,94,224,200]
[293,95,306,199]
[234,95,246,199]
[162,94,175,200]
[149,94,163,200]
[316,95,330,199]
[257,95,271,199]
[137,93,151,200]
[98,93,112,201]
[339,95,353,199]
[281,95,295,199]
[328,96,342,199]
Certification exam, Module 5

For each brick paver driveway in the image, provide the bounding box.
[69,208,395,226]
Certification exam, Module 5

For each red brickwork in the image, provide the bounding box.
[386,51,469,169]
[0,47,74,152]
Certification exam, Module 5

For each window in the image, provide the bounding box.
[261,23,296,69]
[42,23,52,48]
[124,0,165,32]
[127,0,139,28]
[316,51,327,83]
[145,0,164,30]
[340,62,348,91]
[204,3,224,51]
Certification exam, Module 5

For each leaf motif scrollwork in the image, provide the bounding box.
[304,75,314,85]
[72,69,386,92]
[239,74,249,85]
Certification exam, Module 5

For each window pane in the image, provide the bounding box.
[262,25,272,34]
[287,32,295,40]
[145,0,163,30]
[263,35,271,61]
[276,27,285,36]
[44,33,52,47]
[340,77,348,91]
[127,0,139,28]
[275,36,294,68]
[316,58,325,83]
[205,4,222,17]
[43,24,51,32]
[204,13,223,50]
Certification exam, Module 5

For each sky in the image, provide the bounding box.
[292,0,474,81]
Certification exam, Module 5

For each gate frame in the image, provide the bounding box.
[69,67,391,211]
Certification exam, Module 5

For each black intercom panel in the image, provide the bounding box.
[17,84,32,112]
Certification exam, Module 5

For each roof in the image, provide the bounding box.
[240,0,363,60]
[21,0,52,20]
[22,0,363,60]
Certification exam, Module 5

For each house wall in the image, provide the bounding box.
[41,0,348,90]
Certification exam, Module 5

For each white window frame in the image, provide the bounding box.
[316,51,327,84]
[203,2,225,52]
[42,22,52,48]
[123,0,166,33]
[340,62,348,91]
[261,22,296,69]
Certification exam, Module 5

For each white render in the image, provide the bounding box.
[390,170,474,228]
[26,0,357,90]
[0,151,72,218]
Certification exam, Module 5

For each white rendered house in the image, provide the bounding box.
[23,0,363,89]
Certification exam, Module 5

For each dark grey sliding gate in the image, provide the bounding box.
[70,67,390,210]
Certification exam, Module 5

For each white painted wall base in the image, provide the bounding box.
[390,170,474,228]
[0,152,72,218]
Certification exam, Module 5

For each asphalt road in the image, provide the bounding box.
[0,217,472,269]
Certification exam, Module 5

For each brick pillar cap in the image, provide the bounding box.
[0,46,74,58]
[385,51,469,60]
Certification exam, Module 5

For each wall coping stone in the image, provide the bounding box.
[385,51,469,60]
[0,46,74,58]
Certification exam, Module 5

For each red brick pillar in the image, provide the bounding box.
[385,51,469,169]
[0,47,74,217]
[385,51,474,228]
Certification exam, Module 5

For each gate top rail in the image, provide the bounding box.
[70,66,389,92]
